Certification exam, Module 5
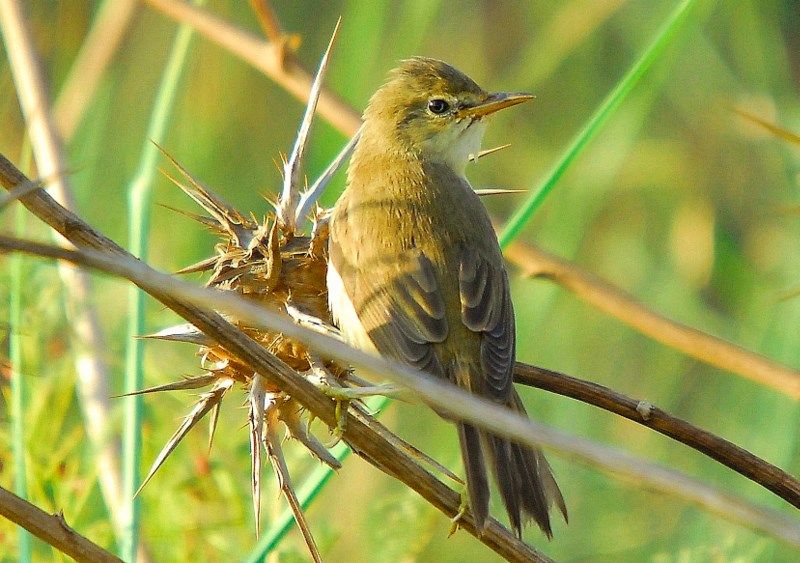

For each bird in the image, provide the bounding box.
[327,56,567,538]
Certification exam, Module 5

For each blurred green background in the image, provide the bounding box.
[1,0,799,561]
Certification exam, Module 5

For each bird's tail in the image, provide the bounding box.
[457,390,567,538]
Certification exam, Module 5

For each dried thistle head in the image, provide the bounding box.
[132,23,350,558]
[133,151,346,551]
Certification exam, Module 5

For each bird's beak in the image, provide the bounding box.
[458,92,534,119]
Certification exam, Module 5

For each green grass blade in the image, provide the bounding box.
[498,0,703,248]
[121,3,203,560]
[246,396,390,562]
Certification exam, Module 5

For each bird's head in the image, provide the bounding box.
[361,57,532,174]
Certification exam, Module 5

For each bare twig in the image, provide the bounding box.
[0,0,126,548]
[248,0,284,44]
[145,0,800,402]
[504,241,800,400]
[514,363,800,508]
[0,486,123,563]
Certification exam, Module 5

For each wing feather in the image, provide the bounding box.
[459,247,515,399]
[329,240,447,377]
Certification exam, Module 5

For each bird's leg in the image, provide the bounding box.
[448,484,471,537]
[304,353,412,439]
[304,354,351,439]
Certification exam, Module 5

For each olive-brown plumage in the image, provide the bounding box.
[328,57,567,537]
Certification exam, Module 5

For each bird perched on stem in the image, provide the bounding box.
[328,57,567,538]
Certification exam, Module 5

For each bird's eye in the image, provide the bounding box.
[427,98,450,115]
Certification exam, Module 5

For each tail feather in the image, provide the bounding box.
[460,390,567,539]
[449,361,566,537]
[456,422,490,531]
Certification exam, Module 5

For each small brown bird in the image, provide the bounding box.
[328,57,567,537]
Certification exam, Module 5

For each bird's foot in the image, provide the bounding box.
[303,356,350,439]
[448,486,470,537]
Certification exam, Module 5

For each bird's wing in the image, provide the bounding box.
[459,246,515,400]
[329,242,448,378]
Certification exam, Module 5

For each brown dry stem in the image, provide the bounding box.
[514,363,800,509]
[0,486,122,563]
[504,241,800,400]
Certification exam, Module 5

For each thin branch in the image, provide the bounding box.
[143,0,362,135]
[0,486,123,563]
[248,0,284,44]
[504,241,800,400]
[1,232,799,547]
[514,363,800,508]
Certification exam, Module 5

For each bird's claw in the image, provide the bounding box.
[448,487,470,537]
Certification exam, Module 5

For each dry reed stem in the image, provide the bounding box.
[0,0,132,550]
[504,242,800,400]
[52,0,139,139]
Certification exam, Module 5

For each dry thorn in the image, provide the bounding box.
[474,188,526,196]
[468,143,512,162]
[294,128,360,227]
[249,375,267,534]
[134,378,234,497]
[276,18,341,233]
[264,400,323,563]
